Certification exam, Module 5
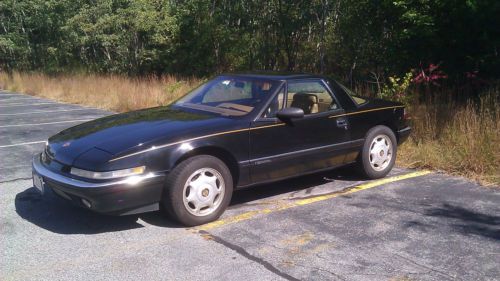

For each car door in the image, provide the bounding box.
[248,79,351,184]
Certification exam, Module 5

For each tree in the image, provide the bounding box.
[0,0,498,81]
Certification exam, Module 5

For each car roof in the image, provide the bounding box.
[219,71,326,81]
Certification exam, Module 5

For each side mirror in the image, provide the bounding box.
[276,107,304,121]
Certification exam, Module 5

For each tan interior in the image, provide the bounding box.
[290,93,319,114]
[264,89,337,117]
[288,91,337,114]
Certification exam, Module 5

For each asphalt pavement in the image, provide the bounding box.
[1,90,499,281]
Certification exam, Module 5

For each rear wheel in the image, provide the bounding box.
[357,125,397,179]
[162,155,233,226]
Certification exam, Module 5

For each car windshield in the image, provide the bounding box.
[175,76,281,116]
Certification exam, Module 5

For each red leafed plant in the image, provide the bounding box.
[413,63,448,86]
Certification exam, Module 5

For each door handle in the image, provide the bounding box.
[336,118,348,130]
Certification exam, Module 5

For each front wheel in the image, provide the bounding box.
[357,125,397,179]
[162,155,233,226]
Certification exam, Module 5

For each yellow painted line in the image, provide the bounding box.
[197,170,431,230]
[295,170,430,205]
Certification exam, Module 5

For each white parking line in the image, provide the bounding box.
[0,119,93,128]
[0,102,56,107]
[0,93,28,97]
[0,108,95,116]
[0,101,52,106]
[0,97,37,102]
[0,164,32,170]
[0,140,46,148]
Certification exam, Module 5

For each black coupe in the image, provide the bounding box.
[32,73,411,226]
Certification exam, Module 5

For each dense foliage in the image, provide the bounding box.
[1,0,499,81]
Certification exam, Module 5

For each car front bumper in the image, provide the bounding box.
[32,154,166,215]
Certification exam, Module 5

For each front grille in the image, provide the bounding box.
[41,149,51,165]
[41,149,73,175]
[45,146,55,161]
[51,187,72,201]
[45,179,94,210]
[61,165,71,173]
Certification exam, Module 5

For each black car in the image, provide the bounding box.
[32,73,411,226]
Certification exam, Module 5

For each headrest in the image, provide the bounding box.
[293,93,318,103]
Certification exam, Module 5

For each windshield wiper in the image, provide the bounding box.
[180,103,247,116]
[216,103,253,113]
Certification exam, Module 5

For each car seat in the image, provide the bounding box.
[290,93,319,114]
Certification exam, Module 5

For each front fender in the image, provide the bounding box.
[144,139,232,172]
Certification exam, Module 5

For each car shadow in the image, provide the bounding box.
[423,203,500,241]
[15,165,366,235]
[229,165,363,206]
[353,194,500,241]
[15,188,183,234]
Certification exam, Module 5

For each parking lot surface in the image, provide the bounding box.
[1,91,499,281]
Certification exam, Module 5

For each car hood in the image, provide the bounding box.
[47,106,237,166]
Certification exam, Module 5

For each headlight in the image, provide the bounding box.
[70,166,146,179]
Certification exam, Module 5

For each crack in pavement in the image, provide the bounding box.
[0,177,32,184]
[313,249,450,280]
[393,253,458,280]
[197,230,300,281]
[292,263,347,281]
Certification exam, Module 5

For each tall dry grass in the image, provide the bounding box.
[1,72,498,185]
[0,72,202,112]
[397,91,500,185]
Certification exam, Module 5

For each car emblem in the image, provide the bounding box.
[62,142,71,147]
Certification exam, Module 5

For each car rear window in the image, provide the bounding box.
[337,82,367,105]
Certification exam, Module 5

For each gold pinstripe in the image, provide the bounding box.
[109,105,403,162]
[328,105,404,119]
[109,123,285,162]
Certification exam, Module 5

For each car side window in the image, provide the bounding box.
[261,87,284,118]
[287,81,338,115]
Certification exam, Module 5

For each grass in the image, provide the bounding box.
[1,72,498,185]
[397,91,499,186]
[0,72,201,112]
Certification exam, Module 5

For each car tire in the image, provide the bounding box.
[357,125,397,179]
[162,155,233,226]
